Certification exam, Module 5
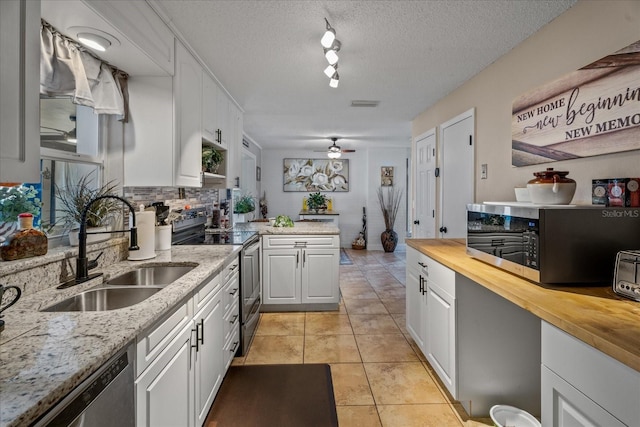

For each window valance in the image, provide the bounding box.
[40,20,129,121]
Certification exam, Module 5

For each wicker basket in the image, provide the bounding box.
[351,244,365,250]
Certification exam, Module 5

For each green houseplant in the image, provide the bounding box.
[55,172,123,245]
[234,193,256,214]
[202,147,224,173]
[307,192,327,212]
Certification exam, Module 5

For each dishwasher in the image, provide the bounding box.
[33,342,135,427]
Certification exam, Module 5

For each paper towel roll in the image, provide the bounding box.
[128,208,156,260]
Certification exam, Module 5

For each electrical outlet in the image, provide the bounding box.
[481,164,488,179]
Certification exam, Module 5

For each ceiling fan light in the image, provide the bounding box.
[324,64,337,78]
[77,32,111,51]
[327,150,341,159]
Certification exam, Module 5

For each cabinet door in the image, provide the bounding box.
[224,102,241,188]
[194,292,224,426]
[301,248,339,304]
[174,41,202,187]
[262,249,300,304]
[216,88,228,147]
[202,73,218,144]
[0,0,40,184]
[542,366,625,427]
[136,322,194,427]
[406,265,426,351]
[426,280,456,397]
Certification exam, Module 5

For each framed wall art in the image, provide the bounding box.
[381,166,394,186]
[283,158,349,192]
[512,39,640,167]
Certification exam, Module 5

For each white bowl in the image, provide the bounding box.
[514,187,530,202]
[490,405,540,427]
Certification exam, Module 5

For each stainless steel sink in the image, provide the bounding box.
[42,287,162,312]
[106,265,194,287]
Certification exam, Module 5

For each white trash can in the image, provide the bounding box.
[490,405,541,427]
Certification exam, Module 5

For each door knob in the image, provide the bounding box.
[439,226,448,233]
[413,220,420,225]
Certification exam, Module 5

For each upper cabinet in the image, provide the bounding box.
[202,74,228,150]
[0,0,41,184]
[174,41,203,187]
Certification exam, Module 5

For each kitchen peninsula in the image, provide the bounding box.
[407,239,640,425]
[298,209,340,227]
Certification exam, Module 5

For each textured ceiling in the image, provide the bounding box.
[154,0,576,151]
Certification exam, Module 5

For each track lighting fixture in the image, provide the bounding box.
[321,19,342,88]
[329,72,339,88]
[320,18,336,48]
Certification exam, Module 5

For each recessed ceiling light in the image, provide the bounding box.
[78,33,111,51]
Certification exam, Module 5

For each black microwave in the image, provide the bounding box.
[466,203,640,284]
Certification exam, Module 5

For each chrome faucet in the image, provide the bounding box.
[64,195,140,287]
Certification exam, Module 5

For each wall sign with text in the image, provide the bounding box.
[512,40,640,167]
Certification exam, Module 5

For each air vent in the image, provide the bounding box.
[351,100,380,107]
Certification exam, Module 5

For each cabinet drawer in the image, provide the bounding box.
[136,298,193,376]
[542,321,640,426]
[223,302,239,343]
[425,256,455,296]
[223,328,240,371]
[194,273,222,311]
[223,275,240,315]
[224,258,240,283]
[262,235,338,249]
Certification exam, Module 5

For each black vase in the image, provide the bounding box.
[380,229,398,253]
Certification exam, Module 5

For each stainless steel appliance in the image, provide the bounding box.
[467,203,640,284]
[171,207,260,356]
[613,250,640,301]
[33,343,135,426]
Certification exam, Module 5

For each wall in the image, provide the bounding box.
[262,147,410,250]
[412,0,640,205]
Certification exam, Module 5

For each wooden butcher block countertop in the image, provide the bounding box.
[407,238,640,372]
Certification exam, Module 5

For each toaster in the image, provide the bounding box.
[613,250,640,301]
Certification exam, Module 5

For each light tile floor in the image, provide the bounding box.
[232,248,492,427]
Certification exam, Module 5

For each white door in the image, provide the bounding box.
[414,129,437,238]
[439,109,475,238]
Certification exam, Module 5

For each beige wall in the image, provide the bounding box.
[412,0,640,205]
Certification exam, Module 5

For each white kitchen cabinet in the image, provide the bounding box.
[174,40,203,187]
[202,73,221,147]
[262,235,340,309]
[406,247,428,352]
[136,320,194,427]
[193,289,224,426]
[423,256,456,398]
[426,280,455,394]
[136,257,240,427]
[541,321,640,427]
[0,0,41,184]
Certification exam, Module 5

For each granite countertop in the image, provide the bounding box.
[234,221,340,235]
[407,238,640,372]
[0,245,240,427]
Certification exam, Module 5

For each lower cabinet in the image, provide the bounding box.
[541,321,639,427]
[406,247,427,353]
[262,235,339,308]
[135,256,240,427]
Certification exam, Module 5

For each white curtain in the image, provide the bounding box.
[40,20,128,120]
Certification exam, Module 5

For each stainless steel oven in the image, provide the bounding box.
[171,207,260,356]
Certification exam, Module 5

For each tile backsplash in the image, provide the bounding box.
[124,186,220,212]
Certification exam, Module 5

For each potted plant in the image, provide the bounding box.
[55,172,123,246]
[377,186,403,252]
[202,146,224,174]
[307,192,327,213]
[0,184,42,240]
[233,192,256,223]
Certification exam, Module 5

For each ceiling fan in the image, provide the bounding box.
[314,137,356,158]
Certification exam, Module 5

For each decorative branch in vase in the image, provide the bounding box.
[377,186,403,252]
